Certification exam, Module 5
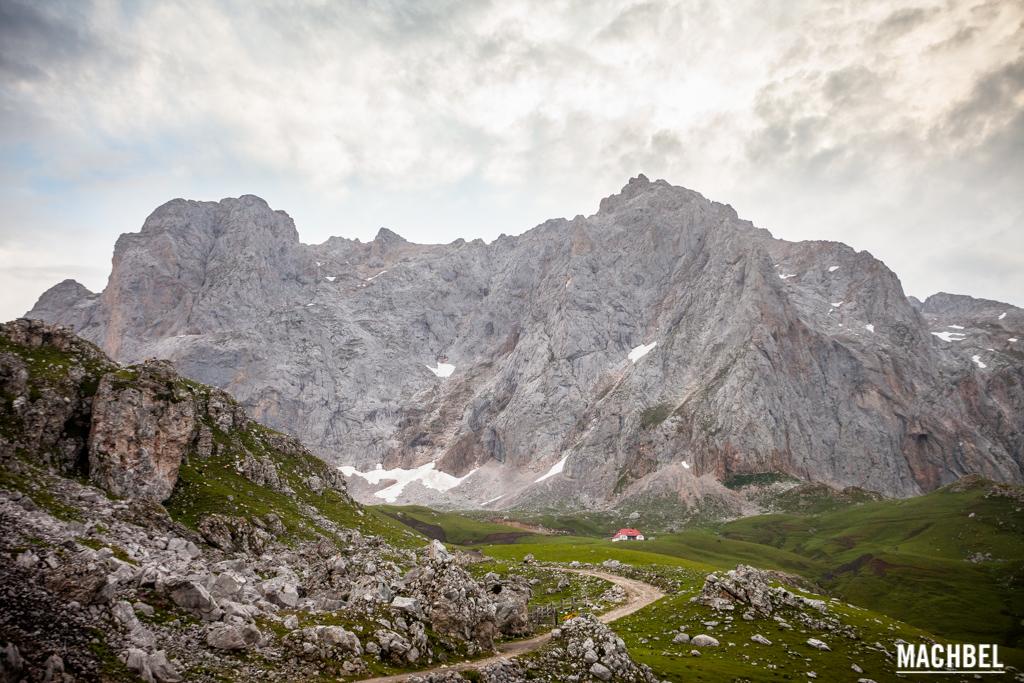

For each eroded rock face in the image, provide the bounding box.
[0,319,114,475]
[88,361,197,502]
[26,178,1024,508]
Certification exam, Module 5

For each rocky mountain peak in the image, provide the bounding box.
[374,227,407,244]
[30,279,98,326]
[136,195,298,244]
[921,291,1015,317]
[25,181,1024,512]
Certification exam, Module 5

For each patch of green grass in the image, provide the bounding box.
[755,481,884,514]
[476,510,623,538]
[610,574,1024,683]
[465,559,614,615]
[479,535,717,572]
[0,459,84,521]
[87,628,137,680]
[0,333,113,391]
[718,484,1024,648]
[78,538,137,565]
[379,505,539,545]
[164,419,420,550]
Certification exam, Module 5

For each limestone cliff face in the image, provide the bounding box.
[88,362,199,501]
[27,176,1024,508]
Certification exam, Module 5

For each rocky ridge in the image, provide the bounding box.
[0,320,661,681]
[26,177,1024,511]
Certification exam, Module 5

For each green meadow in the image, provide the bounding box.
[378,478,1024,680]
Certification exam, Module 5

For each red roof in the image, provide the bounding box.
[614,528,642,536]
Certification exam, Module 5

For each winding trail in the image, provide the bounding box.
[359,568,665,683]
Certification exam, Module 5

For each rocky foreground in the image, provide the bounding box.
[0,319,658,682]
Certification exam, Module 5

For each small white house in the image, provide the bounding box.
[611,528,645,542]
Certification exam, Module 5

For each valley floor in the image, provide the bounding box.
[379,482,1024,682]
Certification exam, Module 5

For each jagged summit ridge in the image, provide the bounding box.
[26,177,1024,511]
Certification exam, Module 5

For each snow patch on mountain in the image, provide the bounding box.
[339,462,476,502]
[534,455,568,483]
[628,342,657,363]
[426,362,455,378]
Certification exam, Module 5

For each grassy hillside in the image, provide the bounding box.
[614,581,952,682]
[718,477,1024,648]
[393,478,1024,652]
[472,534,1024,680]
[376,505,537,545]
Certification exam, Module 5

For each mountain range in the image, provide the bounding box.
[27,175,1024,513]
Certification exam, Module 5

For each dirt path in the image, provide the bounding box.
[358,568,665,683]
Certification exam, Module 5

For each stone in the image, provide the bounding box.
[426,539,451,562]
[133,601,155,617]
[691,634,720,647]
[751,634,772,645]
[806,638,830,651]
[124,648,182,683]
[147,651,183,683]
[43,653,64,680]
[211,571,247,599]
[391,596,422,617]
[589,662,613,681]
[260,576,301,608]
[206,622,262,650]
[168,579,219,618]
[88,362,198,502]
[672,633,690,644]
[220,600,260,621]
[319,626,362,655]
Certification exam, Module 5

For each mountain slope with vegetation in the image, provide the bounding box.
[0,320,658,682]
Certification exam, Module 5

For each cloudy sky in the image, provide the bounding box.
[1,0,1022,319]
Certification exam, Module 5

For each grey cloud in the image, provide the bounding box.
[822,65,885,106]
[928,24,980,51]
[597,2,668,42]
[873,6,939,42]
[0,0,104,81]
[938,57,1024,143]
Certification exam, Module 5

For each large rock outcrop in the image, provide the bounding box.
[88,362,198,501]
[26,177,1024,510]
